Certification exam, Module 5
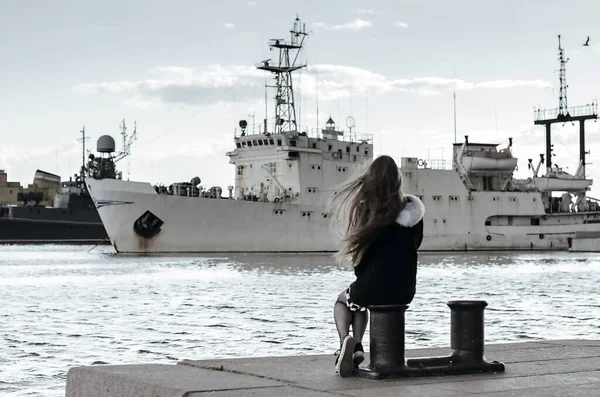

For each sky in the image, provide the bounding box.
[3,0,600,195]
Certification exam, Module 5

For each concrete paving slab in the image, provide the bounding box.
[342,383,467,397]
[503,356,600,378]
[480,383,599,397]
[542,339,600,348]
[435,371,600,394]
[187,386,344,396]
[65,364,281,397]
[491,345,600,363]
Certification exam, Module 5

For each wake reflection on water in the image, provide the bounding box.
[0,245,599,396]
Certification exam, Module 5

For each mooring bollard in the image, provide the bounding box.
[445,300,505,373]
[354,299,505,380]
[448,300,487,364]
[355,304,409,378]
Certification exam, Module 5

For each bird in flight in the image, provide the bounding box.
[583,36,590,46]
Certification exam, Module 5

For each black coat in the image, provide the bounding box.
[348,195,425,307]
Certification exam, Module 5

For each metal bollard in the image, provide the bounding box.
[355,304,410,378]
[448,300,487,364]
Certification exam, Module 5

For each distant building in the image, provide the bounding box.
[0,169,61,206]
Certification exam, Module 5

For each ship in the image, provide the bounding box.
[0,121,136,244]
[84,21,600,254]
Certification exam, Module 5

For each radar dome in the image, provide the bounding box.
[97,135,116,153]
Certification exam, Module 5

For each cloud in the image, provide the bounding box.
[304,64,553,98]
[74,65,265,107]
[394,21,409,28]
[312,19,372,31]
[221,23,235,29]
[74,63,553,107]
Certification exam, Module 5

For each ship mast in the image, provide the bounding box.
[257,15,308,134]
[77,126,89,179]
[534,34,598,178]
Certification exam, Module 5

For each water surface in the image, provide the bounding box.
[1,245,599,396]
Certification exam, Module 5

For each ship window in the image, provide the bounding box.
[258,140,264,146]
[346,146,350,153]
[492,196,500,202]
[450,196,459,201]
[531,218,540,226]
[364,150,368,155]
[247,141,253,147]
[307,187,319,193]
[356,146,360,152]
[241,141,247,147]
[290,140,297,147]
[485,220,491,226]
[509,197,517,202]
[277,139,282,146]
[312,143,317,149]
[432,195,442,201]
[236,142,241,148]
[270,139,275,145]
[353,155,356,161]
[253,140,258,146]
[328,144,332,151]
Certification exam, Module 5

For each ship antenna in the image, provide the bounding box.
[453,91,457,144]
[257,15,309,134]
[316,69,320,134]
[115,119,138,180]
[558,34,569,117]
[453,65,457,144]
[77,126,89,178]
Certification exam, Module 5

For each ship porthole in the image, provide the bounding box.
[486,235,491,241]
[539,234,544,239]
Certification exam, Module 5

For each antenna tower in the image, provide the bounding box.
[257,15,309,134]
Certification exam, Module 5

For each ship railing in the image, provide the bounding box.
[233,125,374,144]
[423,159,451,170]
[534,100,598,122]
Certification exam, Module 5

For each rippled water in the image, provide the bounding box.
[1,245,599,396]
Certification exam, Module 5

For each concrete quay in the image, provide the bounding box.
[66,339,600,396]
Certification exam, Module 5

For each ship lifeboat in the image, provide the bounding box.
[461,150,518,172]
[532,173,593,192]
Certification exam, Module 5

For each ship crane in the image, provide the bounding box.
[528,154,545,178]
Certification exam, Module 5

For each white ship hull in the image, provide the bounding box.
[85,171,600,253]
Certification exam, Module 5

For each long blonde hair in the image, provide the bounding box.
[329,155,405,267]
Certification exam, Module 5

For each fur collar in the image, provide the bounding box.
[396,194,425,227]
